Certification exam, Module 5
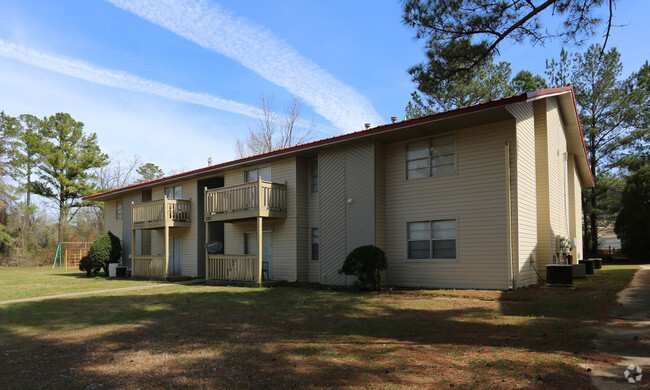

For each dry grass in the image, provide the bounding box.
[0,265,638,389]
[0,267,164,301]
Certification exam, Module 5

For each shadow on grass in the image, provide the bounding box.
[0,267,636,389]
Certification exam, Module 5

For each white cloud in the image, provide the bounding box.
[0,56,241,173]
[106,0,383,131]
[0,39,261,119]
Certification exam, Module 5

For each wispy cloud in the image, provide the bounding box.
[106,0,384,131]
[0,39,261,119]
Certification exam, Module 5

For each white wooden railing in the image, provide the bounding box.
[204,178,287,221]
[132,197,191,227]
[206,254,258,282]
[132,255,166,277]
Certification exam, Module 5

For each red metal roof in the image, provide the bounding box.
[84,87,592,200]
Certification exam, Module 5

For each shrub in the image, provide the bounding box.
[615,165,650,261]
[341,245,387,291]
[88,231,122,276]
[79,255,102,276]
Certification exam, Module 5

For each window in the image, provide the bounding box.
[311,228,319,260]
[115,200,123,220]
[245,166,271,183]
[407,220,457,259]
[310,160,318,193]
[165,185,182,199]
[406,134,455,179]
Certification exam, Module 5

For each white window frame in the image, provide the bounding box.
[244,166,272,183]
[407,219,458,260]
[405,133,456,180]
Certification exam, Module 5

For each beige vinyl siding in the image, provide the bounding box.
[222,158,299,281]
[319,148,347,285]
[534,99,552,276]
[384,121,514,289]
[567,154,583,260]
[104,200,121,240]
[507,102,538,287]
[149,179,200,277]
[375,142,386,252]
[573,159,583,260]
[295,158,309,282]
[307,158,320,283]
[547,97,570,259]
[318,143,376,286]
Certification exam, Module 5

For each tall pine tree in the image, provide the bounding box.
[32,113,108,242]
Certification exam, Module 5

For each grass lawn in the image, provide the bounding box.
[0,265,638,389]
[0,267,165,301]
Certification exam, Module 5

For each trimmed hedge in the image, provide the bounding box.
[86,231,122,276]
[341,245,387,291]
[79,255,102,276]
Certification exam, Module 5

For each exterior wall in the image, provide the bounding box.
[307,159,320,283]
[149,179,200,277]
[222,158,299,281]
[319,148,347,285]
[547,98,571,260]
[374,142,386,252]
[383,121,515,289]
[104,200,121,241]
[534,99,552,276]
[507,102,538,287]
[567,154,583,260]
[295,158,309,282]
[318,142,376,286]
[104,192,139,265]
[534,97,571,276]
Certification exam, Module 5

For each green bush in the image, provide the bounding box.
[615,165,650,261]
[79,255,102,276]
[88,231,122,276]
[341,245,387,291]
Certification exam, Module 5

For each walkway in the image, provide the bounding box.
[591,265,650,389]
[0,278,204,305]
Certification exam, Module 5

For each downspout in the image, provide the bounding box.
[504,142,517,289]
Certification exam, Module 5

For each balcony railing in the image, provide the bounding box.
[132,197,191,229]
[206,254,258,282]
[132,255,166,277]
[204,178,287,222]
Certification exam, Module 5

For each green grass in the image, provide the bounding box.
[0,267,165,301]
[0,265,640,389]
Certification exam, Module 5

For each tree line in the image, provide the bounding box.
[0,113,165,265]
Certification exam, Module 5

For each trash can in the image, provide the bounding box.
[108,263,118,278]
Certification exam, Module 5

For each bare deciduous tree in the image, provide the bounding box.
[236,95,315,158]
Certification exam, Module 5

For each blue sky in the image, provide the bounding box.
[1,0,648,175]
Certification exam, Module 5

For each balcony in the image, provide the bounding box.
[132,255,166,277]
[132,197,191,230]
[204,178,287,222]
[206,254,258,282]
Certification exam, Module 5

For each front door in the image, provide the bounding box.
[245,231,272,279]
[168,237,182,275]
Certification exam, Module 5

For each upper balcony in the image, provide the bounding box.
[132,197,191,230]
[204,177,287,222]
